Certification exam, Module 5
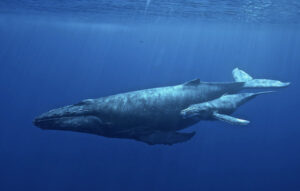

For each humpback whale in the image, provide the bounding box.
[34,68,289,145]
[181,91,273,125]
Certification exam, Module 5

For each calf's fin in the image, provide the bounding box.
[213,112,250,126]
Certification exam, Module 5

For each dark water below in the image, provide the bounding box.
[0,1,300,191]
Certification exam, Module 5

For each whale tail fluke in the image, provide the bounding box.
[232,68,290,88]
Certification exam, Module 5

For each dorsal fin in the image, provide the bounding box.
[183,78,200,86]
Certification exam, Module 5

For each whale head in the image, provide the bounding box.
[33,99,106,135]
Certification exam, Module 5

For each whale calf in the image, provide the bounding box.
[181,91,273,125]
[34,68,289,145]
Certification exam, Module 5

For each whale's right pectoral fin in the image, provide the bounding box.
[213,112,250,126]
[137,131,196,145]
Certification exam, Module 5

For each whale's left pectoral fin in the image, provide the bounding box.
[137,131,196,145]
[213,112,250,126]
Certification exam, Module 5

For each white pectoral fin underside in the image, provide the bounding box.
[213,112,250,126]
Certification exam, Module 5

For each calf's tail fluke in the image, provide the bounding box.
[232,68,290,88]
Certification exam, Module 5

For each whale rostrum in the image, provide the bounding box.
[34,68,289,145]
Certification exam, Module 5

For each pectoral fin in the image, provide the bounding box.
[213,112,249,125]
[137,131,196,145]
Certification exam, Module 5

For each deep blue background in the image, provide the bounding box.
[0,14,300,191]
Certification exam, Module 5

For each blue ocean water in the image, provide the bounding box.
[0,1,300,191]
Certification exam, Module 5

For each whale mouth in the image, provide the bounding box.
[34,116,76,129]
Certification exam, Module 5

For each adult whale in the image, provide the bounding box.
[34,68,289,145]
